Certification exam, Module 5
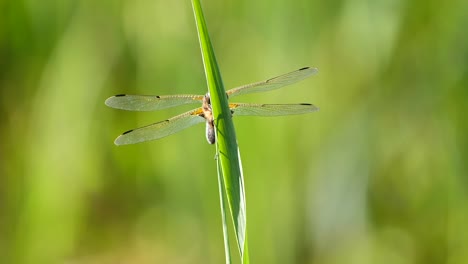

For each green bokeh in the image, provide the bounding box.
[1,0,467,263]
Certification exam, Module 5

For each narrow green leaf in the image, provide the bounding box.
[216,148,231,264]
[191,0,249,262]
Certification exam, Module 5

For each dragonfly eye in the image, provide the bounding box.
[204,93,211,106]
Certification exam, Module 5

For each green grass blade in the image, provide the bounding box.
[191,0,249,262]
[243,233,250,263]
[216,149,231,264]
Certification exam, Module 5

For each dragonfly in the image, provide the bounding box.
[105,67,319,145]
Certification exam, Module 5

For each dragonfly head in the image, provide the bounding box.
[203,92,211,109]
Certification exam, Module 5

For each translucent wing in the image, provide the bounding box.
[226,67,318,98]
[114,108,205,145]
[105,94,204,111]
[230,103,319,116]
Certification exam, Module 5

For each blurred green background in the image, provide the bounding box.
[1,0,467,263]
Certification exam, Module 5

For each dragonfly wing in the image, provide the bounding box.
[230,103,319,116]
[105,94,204,111]
[115,108,206,145]
[226,67,318,98]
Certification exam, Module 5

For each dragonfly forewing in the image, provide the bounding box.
[105,94,204,111]
[114,108,206,145]
[230,103,319,116]
[226,67,318,98]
